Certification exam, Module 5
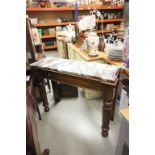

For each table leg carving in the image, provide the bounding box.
[38,81,49,112]
[102,101,112,137]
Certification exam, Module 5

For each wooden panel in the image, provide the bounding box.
[96,19,123,23]
[96,30,113,33]
[33,22,76,27]
[36,68,117,91]
[41,35,56,39]
[26,7,75,12]
[78,4,124,10]
[43,45,57,50]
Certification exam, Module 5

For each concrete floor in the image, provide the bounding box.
[37,50,121,155]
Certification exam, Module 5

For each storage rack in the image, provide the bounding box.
[26,4,124,51]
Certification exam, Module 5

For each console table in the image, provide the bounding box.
[31,57,120,137]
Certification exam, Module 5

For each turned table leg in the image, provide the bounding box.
[51,80,61,104]
[32,69,50,112]
[111,87,117,121]
[111,73,120,121]
[38,80,50,112]
[102,84,115,137]
[102,101,112,137]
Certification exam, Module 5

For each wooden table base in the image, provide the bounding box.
[32,67,119,137]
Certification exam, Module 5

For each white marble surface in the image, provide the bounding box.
[31,57,120,81]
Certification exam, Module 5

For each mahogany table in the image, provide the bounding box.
[31,62,120,137]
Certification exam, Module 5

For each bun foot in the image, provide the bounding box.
[102,130,108,137]
[44,106,49,112]
[42,149,49,155]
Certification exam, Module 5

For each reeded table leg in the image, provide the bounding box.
[102,84,115,137]
[102,101,112,137]
[32,69,50,112]
[111,73,120,121]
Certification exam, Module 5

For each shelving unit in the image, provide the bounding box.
[27,4,124,51]
[26,5,124,12]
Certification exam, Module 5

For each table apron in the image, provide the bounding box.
[36,68,116,93]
